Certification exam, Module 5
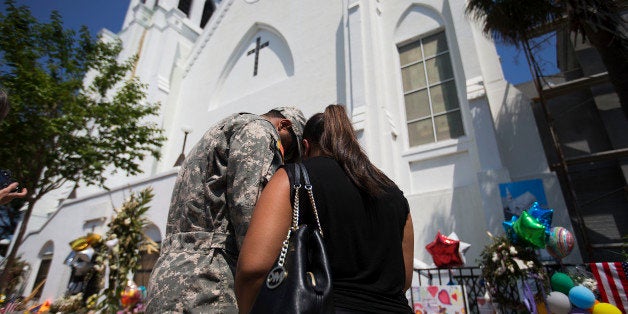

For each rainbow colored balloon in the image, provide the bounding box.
[546,226,574,259]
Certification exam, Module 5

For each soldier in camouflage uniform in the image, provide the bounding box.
[146,107,306,313]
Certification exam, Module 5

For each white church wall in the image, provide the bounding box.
[407,184,489,266]
[18,169,177,302]
[356,1,403,190]
[373,0,503,265]
[488,82,551,178]
[164,0,344,166]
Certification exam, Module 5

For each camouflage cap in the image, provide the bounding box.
[274,106,306,162]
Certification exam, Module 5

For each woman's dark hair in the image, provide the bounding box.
[303,104,396,196]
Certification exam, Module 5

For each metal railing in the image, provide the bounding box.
[413,264,580,314]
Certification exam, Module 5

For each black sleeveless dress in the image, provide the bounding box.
[294,156,412,313]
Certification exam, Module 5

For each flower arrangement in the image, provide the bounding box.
[478,234,549,309]
[90,187,157,313]
[567,266,598,294]
[46,188,157,313]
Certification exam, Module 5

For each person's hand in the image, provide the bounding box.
[0,182,28,205]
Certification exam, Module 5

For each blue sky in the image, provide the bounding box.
[1,1,558,85]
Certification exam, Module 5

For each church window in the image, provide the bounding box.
[200,1,215,29]
[133,242,160,287]
[178,0,193,17]
[33,254,52,299]
[399,31,464,147]
[134,224,161,287]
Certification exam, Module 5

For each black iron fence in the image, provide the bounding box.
[413,267,489,314]
[413,264,583,314]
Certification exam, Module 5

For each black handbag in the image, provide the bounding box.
[249,163,334,314]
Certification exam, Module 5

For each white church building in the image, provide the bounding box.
[12,0,582,302]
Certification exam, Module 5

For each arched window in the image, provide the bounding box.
[133,224,161,287]
[200,0,215,29]
[398,30,464,147]
[33,241,54,299]
[178,0,193,17]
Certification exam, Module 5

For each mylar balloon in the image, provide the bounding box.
[546,226,575,259]
[568,285,596,310]
[513,211,547,248]
[72,260,91,276]
[85,233,102,246]
[64,251,77,265]
[551,272,575,295]
[592,302,622,314]
[526,202,553,235]
[120,281,142,308]
[72,247,95,276]
[502,216,519,243]
[139,285,147,300]
[69,236,89,251]
[75,247,95,261]
[447,232,471,265]
[425,231,462,268]
[546,291,571,314]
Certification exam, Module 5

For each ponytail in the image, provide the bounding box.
[305,104,396,196]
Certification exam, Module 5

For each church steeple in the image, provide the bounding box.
[122,0,218,32]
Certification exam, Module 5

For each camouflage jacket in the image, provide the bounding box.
[146,113,283,313]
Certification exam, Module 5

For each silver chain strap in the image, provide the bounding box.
[304,185,324,237]
[277,183,301,267]
[275,164,324,267]
[267,165,326,289]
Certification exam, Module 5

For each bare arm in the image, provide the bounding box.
[0,183,27,205]
[402,212,414,291]
[235,169,292,313]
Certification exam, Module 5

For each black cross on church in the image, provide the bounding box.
[247,36,269,76]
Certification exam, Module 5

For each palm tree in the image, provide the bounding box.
[466,0,628,118]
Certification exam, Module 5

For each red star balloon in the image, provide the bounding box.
[425,231,463,268]
[448,232,471,265]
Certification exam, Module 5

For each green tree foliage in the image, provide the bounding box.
[0,0,165,292]
[466,0,628,118]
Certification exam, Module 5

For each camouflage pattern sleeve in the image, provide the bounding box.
[226,120,280,249]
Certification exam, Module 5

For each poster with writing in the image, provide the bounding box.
[499,178,547,220]
[412,285,467,314]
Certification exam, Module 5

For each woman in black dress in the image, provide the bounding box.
[236,104,414,313]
